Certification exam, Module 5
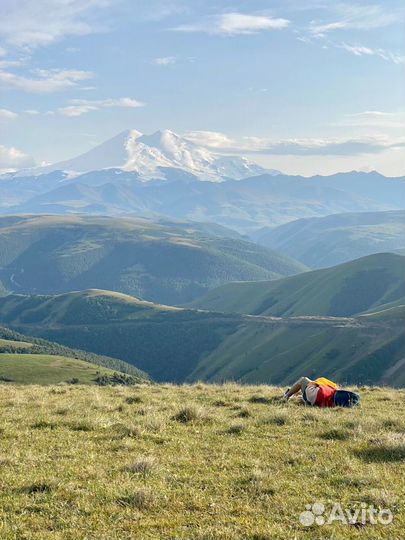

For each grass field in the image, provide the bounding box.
[0,384,403,539]
[0,354,121,384]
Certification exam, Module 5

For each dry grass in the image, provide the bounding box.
[0,383,403,539]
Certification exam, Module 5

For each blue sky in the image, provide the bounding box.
[0,0,403,175]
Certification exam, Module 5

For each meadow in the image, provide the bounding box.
[0,383,403,539]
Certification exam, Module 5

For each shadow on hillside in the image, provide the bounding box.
[354,443,404,463]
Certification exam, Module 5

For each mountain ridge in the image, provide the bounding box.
[0,214,306,304]
[252,210,405,268]
[191,253,405,317]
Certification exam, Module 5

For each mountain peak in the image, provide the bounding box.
[20,128,269,182]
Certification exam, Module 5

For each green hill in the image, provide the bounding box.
[252,210,405,268]
[192,253,405,317]
[0,289,403,387]
[0,325,149,384]
[0,354,128,385]
[0,215,306,305]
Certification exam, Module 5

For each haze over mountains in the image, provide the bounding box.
[252,211,405,268]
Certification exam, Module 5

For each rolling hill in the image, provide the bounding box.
[0,215,306,305]
[0,288,403,387]
[0,325,149,384]
[252,210,405,268]
[192,253,405,317]
[0,354,127,385]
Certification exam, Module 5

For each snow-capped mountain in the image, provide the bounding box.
[18,129,272,182]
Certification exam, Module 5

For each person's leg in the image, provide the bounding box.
[284,377,312,400]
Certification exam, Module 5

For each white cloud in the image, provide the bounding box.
[0,108,17,120]
[57,97,145,117]
[338,110,405,129]
[57,105,98,117]
[172,12,289,35]
[0,144,35,170]
[153,56,177,65]
[185,130,404,156]
[0,47,7,57]
[0,68,93,93]
[340,43,405,64]
[24,109,40,115]
[347,111,397,118]
[185,130,235,149]
[340,43,374,56]
[0,0,113,49]
[310,4,399,37]
[0,59,25,68]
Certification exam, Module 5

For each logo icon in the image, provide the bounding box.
[299,503,325,526]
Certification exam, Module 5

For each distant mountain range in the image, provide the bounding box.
[0,129,403,232]
[0,215,306,304]
[192,253,405,317]
[0,285,403,387]
[252,210,405,268]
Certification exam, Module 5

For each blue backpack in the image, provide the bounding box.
[334,390,360,408]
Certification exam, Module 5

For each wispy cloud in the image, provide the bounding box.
[0,68,93,93]
[153,56,177,66]
[57,97,145,117]
[337,110,405,129]
[309,4,399,37]
[340,43,374,56]
[185,130,404,156]
[0,0,114,49]
[0,144,35,171]
[172,12,289,35]
[300,3,403,65]
[340,43,404,64]
[0,108,17,120]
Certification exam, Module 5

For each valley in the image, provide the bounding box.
[0,288,403,387]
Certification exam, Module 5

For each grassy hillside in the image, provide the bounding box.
[0,354,129,385]
[0,383,403,540]
[0,215,306,305]
[192,253,404,317]
[0,325,149,383]
[253,210,405,268]
[0,289,403,387]
[189,308,405,387]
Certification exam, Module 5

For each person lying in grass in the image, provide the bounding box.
[283,376,360,408]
